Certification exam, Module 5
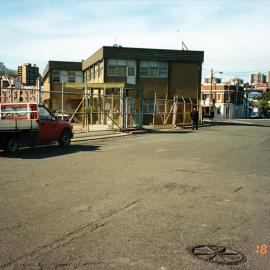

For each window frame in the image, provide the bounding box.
[139,61,168,78]
[52,70,60,83]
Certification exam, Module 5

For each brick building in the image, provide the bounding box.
[82,46,204,101]
[42,61,83,111]
[201,83,245,118]
[42,46,204,128]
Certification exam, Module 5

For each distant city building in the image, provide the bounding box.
[18,63,39,86]
[227,77,244,85]
[249,72,266,85]
[249,72,268,92]
[204,77,221,84]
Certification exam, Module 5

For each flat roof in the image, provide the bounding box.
[43,61,82,79]
[83,46,204,70]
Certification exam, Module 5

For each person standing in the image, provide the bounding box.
[190,107,199,130]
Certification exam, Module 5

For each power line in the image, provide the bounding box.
[203,68,270,74]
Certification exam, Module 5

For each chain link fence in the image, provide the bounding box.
[1,86,200,131]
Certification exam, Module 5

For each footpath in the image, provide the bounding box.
[72,123,210,142]
[72,118,267,142]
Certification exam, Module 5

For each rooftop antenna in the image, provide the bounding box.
[114,26,119,46]
[176,29,180,50]
[182,41,189,51]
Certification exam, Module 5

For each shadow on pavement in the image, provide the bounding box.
[204,120,270,128]
[142,129,193,134]
[0,144,101,159]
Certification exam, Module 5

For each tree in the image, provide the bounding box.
[257,92,270,101]
[0,69,18,78]
[257,92,270,116]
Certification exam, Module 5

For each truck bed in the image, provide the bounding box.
[0,120,38,132]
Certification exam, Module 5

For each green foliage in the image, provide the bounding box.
[257,93,270,114]
[257,92,270,101]
[0,69,18,78]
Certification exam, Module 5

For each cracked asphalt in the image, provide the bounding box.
[1,120,270,270]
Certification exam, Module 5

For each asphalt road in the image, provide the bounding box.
[0,120,270,270]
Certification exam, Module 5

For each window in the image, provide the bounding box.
[159,68,168,77]
[52,70,60,83]
[140,67,148,77]
[86,69,90,82]
[94,64,99,78]
[117,66,126,76]
[149,67,158,77]
[75,71,83,83]
[68,71,75,83]
[99,61,104,76]
[225,92,230,102]
[107,59,136,77]
[217,94,222,102]
[90,67,94,79]
[127,67,135,76]
[108,66,117,76]
[140,61,168,78]
[38,106,52,120]
[217,106,221,114]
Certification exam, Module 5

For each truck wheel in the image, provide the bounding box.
[59,130,72,148]
[4,136,19,154]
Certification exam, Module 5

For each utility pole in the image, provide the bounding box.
[210,68,213,104]
[210,68,213,118]
[210,69,223,119]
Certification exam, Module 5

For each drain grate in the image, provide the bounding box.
[187,245,247,265]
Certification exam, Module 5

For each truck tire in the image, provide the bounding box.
[4,136,19,154]
[58,130,72,148]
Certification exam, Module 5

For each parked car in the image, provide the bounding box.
[53,110,70,122]
[0,102,73,154]
[250,112,259,119]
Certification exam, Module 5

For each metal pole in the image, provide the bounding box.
[111,93,114,129]
[172,95,178,127]
[86,87,89,132]
[164,93,168,125]
[37,78,41,104]
[153,92,156,126]
[210,68,213,119]
[90,88,93,125]
[61,82,64,120]
[120,87,124,130]
[182,96,186,125]
[138,89,143,128]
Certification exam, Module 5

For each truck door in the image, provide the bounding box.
[37,106,60,142]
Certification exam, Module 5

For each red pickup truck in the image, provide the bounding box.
[0,102,73,154]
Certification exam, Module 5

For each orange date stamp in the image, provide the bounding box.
[256,244,268,255]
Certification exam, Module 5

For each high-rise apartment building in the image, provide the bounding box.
[18,63,39,86]
[249,72,266,85]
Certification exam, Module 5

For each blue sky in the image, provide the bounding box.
[1,0,270,82]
